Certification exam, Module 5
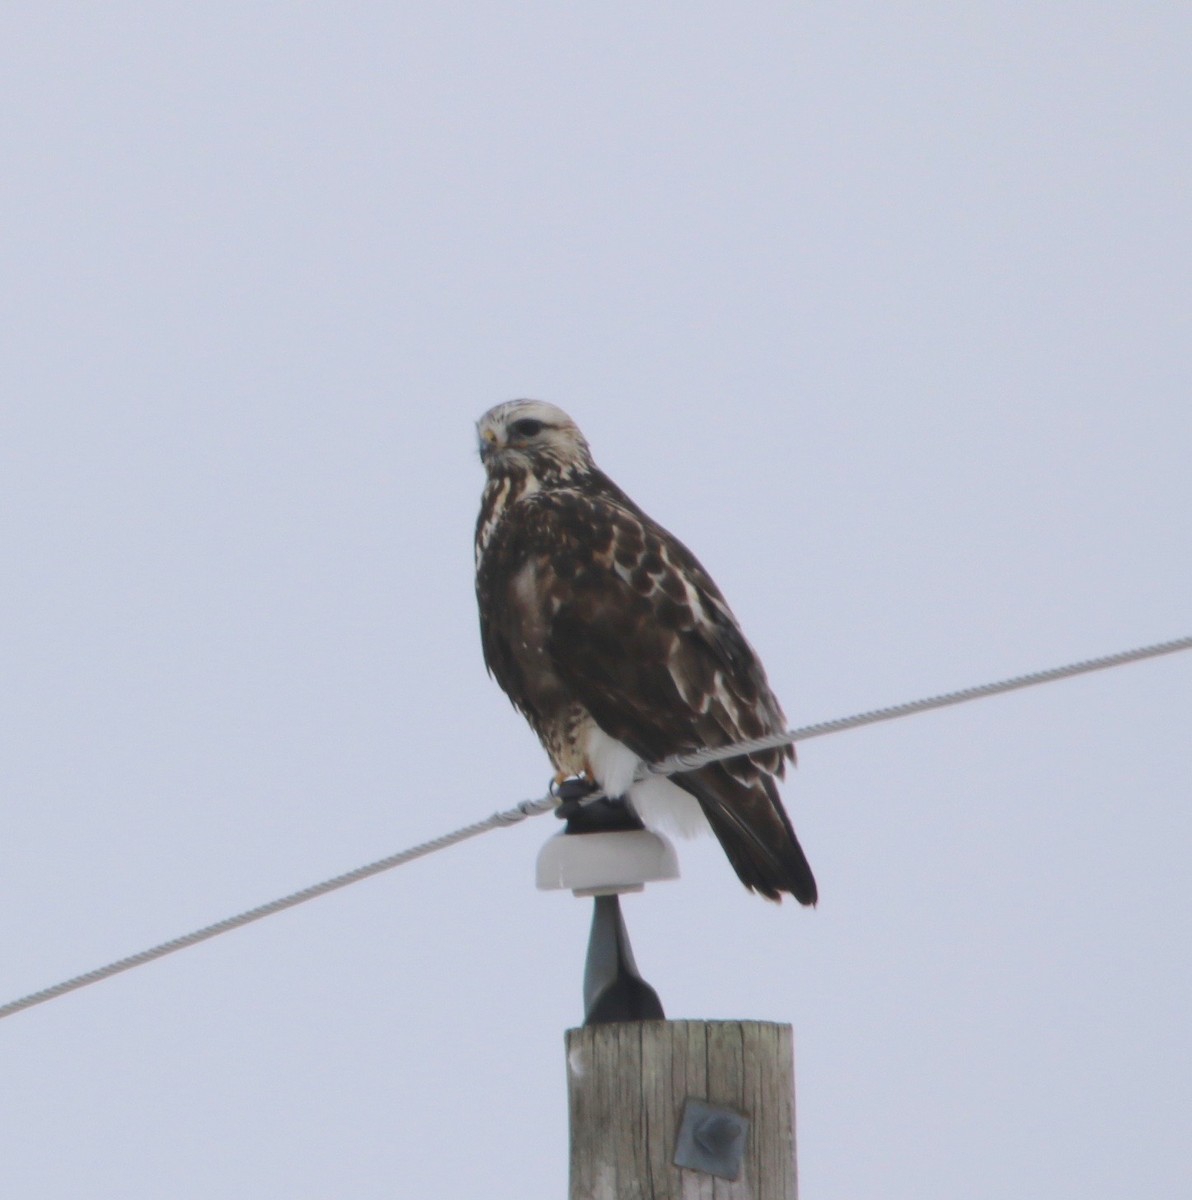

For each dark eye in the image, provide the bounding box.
[509,418,546,438]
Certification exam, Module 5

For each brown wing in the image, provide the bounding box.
[489,487,816,904]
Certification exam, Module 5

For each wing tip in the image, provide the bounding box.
[751,872,819,906]
[676,768,819,906]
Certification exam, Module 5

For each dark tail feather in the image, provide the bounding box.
[674,766,818,905]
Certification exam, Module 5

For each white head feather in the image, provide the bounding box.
[476,399,594,479]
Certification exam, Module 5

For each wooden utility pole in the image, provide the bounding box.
[565,1020,797,1200]
[537,806,798,1199]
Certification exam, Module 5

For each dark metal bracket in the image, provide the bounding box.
[553,776,646,835]
[548,776,669,1024]
[582,893,664,1025]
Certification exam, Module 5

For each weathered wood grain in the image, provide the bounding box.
[566,1021,797,1200]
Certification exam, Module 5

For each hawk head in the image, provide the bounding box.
[476,400,594,483]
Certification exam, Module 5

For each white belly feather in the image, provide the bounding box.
[582,725,709,838]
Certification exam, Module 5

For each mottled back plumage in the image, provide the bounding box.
[474,400,816,903]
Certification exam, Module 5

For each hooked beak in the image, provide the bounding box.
[478,427,499,464]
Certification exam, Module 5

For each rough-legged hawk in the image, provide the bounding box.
[474,399,817,904]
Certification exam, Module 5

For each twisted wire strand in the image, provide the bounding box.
[0,795,556,1022]
[2,634,1187,1022]
[650,634,1192,776]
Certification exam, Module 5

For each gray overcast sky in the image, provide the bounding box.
[2,5,1189,1197]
